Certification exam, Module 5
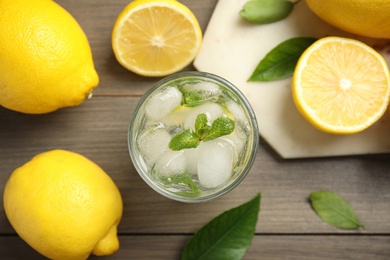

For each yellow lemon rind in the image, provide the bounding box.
[112,0,202,77]
[292,36,390,134]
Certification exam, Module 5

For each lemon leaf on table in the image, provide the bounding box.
[310,191,365,230]
[240,0,297,24]
[248,37,317,82]
[182,193,261,260]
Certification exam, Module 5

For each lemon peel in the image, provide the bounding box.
[112,0,202,77]
[3,150,123,259]
[292,36,390,134]
[0,0,99,114]
[306,0,390,39]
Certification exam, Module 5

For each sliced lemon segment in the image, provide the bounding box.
[292,36,390,134]
[112,0,202,77]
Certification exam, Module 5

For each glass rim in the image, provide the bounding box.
[128,71,259,203]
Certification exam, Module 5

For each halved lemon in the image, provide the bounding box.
[112,0,202,77]
[292,36,390,134]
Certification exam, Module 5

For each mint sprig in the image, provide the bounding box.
[204,117,236,141]
[169,113,235,151]
[157,173,201,195]
[169,130,199,151]
[178,85,224,107]
[195,113,211,139]
[180,88,205,107]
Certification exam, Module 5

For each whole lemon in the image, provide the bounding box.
[3,150,123,260]
[0,0,99,114]
[306,0,390,39]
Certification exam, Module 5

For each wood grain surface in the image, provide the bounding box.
[0,0,389,259]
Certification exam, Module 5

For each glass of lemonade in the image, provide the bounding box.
[128,71,259,202]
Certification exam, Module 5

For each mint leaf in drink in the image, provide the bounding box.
[203,116,235,141]
[248,37,317,81]
[157,173,201,195]
[310,190,365,230]
[169,114,235,151]
[240,0,296,24]
[179,86,204,107]
[195,113,211,139]
[169,129,200,151]
[182,193,261,260]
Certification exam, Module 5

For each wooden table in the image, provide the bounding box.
[1,1,390,259]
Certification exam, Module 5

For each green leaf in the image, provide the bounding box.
[240,0,295,24]
[157,173,201,195]
[203,117,235,141]
[310,190,365,230]
[179,86,205,107]
[195,113,211,139]
[169,129,200,151]
[248,37,317,82]
[169,114,235,151]
[182,193,261,260]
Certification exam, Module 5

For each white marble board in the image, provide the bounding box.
[194,0,390,158]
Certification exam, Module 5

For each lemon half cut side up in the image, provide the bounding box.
[112,0,203,77]
[292,36,390,134]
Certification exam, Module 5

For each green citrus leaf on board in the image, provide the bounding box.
[240,0,295,24]
[248,37,317,82]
